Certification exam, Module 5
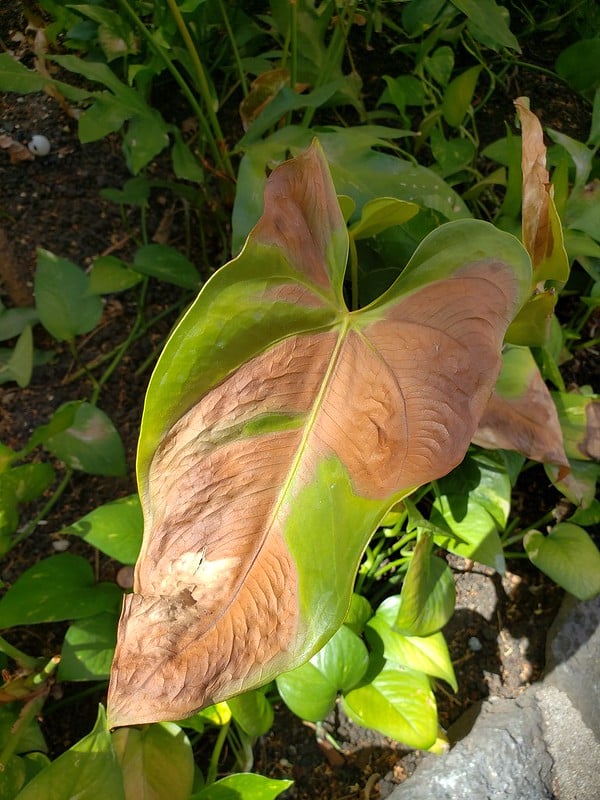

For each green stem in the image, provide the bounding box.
[285,0,298,127]
[165,0,234,179]
[117,0,232,179]
[65,299,182,386]
[0,693,47,768]
[90,280,149,405]
[69,340,101,397]
[44,682,108,714]
[217,0,249,97]
[289,0,298,92]
[11,468,73,546]
[302,2,356,128]
[206,720,230,785]
[0,637,39,670]
[349,234,359,311]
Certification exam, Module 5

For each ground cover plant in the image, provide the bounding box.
[0,1,599,798]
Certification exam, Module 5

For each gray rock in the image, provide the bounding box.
[537,685,600,800]
[387,693,553,800]
[387,594,600,800]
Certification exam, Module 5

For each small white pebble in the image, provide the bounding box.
[468,636,483,652]
[52,538,71,552]
[28,134,51,157]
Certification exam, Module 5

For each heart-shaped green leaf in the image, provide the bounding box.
[59,611,119,682]
[35,250,103,342]
[227,688,273,738]
[0,554,121,626]
[368,596,457,690]
[108,142,530,726]
[276,624,369,722]
[342,665,437,749]
[36,401,127,477]
[524,523,600,600]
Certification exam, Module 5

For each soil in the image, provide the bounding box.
[0,5,595,800]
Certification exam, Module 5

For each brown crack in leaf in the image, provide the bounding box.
[110,535,297,724]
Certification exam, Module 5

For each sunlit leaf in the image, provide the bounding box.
[112,723,194,800]
[14,707,125,800]
[0,554,121,626]
[342,665,437,749]
[505,289,556,346]
[191,774,292,800]
[368,595,457,690]
[227,688,273,738]
[344,593,373,635]
[349,197,419,240]
[524,523,600,600]
[62,495,143,565]
[276,625,369,722]
[59,611,119,681]
[108,142,530,726]
[89,256,143,294]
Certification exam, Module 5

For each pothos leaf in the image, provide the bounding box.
[108,141,531,726]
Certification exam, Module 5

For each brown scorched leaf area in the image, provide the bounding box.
[108,146,524,728]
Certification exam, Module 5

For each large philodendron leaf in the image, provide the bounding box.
[108,142,531,727]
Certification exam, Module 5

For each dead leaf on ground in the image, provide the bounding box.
[0,134,35,164]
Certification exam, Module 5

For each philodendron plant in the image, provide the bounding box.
[107,141,531,727]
